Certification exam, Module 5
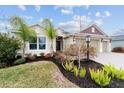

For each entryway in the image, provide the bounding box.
[56,36,63,51]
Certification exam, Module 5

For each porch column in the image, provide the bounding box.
[99,39,103,53]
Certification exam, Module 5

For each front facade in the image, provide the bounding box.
[20,24,111,56]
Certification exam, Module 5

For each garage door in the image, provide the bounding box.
[102,41,108,52]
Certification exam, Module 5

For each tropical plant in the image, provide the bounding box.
[114,69,124,80]
[10,16,36,57]
[72,66,79,77]
[89,68,111,87]
[102,64,117,78]
[79,67,86,78]
[41,19,56,54]
[103,64,124,80]
[62,59,74,72]
[0,34,21,67]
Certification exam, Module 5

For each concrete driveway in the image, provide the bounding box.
[92,52,124,69]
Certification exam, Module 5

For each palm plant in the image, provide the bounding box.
[10,16,36,57]
[41,19,56,54]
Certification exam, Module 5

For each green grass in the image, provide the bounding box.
[0,61,77,88]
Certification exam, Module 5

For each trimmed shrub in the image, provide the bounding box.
[26,53,37,61]
[40,53,44,57]
[112,47,124,53]
[14,58,26,65]
[0,34,21,67]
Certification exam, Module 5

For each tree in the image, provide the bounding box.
[10,16,36,57]
[41,19,56,54]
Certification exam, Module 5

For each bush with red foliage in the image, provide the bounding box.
[25,53,37,61]
[112,47,124,53]
[44,53,53,59]
[53,52,65,62]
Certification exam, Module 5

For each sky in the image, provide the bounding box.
[0,5,124,35]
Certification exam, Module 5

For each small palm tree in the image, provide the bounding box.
[10,16,36,57]
[41,19,56,54]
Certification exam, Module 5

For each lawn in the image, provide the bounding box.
[0,61,77,88]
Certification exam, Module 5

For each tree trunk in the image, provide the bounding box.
[78,46,81,69]
[22,41,26,58]
[50,40,54,56]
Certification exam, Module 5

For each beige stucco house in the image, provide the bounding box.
[20,23,111,56]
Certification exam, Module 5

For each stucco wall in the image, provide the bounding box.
[25,25,56,56]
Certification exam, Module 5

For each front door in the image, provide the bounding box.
[56,41,61,51]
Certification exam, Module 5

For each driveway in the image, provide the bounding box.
[92,52,124,69]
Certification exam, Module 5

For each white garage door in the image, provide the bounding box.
[102,41,108,52]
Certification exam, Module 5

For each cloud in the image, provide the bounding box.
[94,19,103,26]
[104,11,111,17]
[18,5,26,11]
[54,5,82,15]
[22,15,33,20]
[58,15,92,33]
[95,11,101,17]
[61,9,73,15]
[34,5,41,12]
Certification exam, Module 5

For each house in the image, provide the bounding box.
[15,23,111,56]
[111,35,124,49]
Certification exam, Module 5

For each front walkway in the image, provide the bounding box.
[92,52,124,69]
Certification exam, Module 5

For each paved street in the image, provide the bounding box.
[92,52,124,69]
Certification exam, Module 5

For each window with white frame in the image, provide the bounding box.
[39,37,46,49]
[29,37,46,50]
[29,37,37,50]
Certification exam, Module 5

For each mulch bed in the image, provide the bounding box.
[52,58,124,88]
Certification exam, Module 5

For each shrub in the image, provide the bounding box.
[72,66,79,77]
[79,67,86,78]
[53,52,65,62]
[112,47,124,53]
[44,53,52,58]
[0,34,21,67]
[40,53,44,57]
[62,59,74,72]
[89,68,111,87]
[26,53,37,61]
[14,58,26,65]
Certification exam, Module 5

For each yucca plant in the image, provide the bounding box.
[62,59,74,72]
[102,64,117,78]
[114,69,124,80]
[72,66,79,77]
[89,68,111,87]
[79,67,86,78]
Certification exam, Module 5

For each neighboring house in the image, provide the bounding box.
[111,35,124,49]
[12,23,111,56]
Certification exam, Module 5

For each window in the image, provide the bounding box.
[39,37,46,49]
[29,38,37,50]
[29,37,46,50]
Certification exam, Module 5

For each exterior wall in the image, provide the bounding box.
[24,25,56,56]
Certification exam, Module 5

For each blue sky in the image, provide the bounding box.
[0,5,124,35]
